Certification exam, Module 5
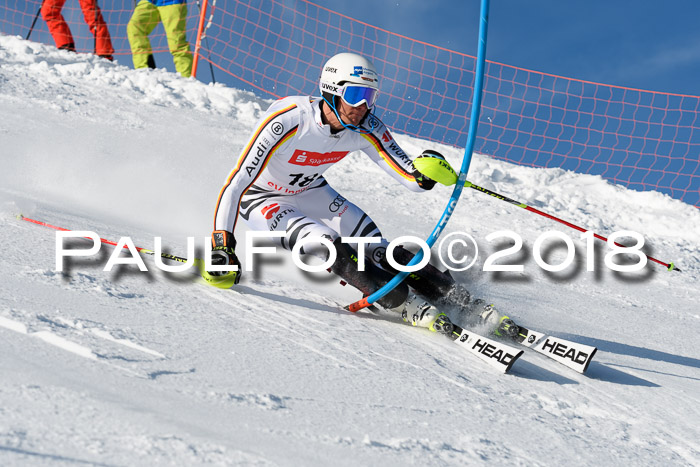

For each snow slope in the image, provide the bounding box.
[1,35,699,466]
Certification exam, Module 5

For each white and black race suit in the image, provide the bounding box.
[213,96,425,262]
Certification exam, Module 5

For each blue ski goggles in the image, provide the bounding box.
[340,84,379,108]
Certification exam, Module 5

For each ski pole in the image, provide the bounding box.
[192,0,210,78]
[463,181,681,272]
[26,3,43,40]
[18,215,191,264]
[195,0,217,83]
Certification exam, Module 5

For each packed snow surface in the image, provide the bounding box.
[1,35,699,466]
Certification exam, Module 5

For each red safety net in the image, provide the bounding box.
[3,0,698,207]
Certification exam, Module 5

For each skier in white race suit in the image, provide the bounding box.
[205,52,518,337]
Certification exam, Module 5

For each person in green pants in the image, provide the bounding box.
[127,0,193,78]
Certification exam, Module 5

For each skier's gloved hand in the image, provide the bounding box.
[414,150,447,190]
[415,172,437,190]
[413,150,458,188]
[210,247,242,277]
[206,230,241,284]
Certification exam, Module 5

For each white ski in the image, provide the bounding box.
[515,326,597,374]
[450,325,524,373]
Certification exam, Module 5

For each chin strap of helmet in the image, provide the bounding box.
[321,94,377,134]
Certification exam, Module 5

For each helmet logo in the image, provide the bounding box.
[321,82,339,93]
[350,65,378,81]
[324,66,337,73]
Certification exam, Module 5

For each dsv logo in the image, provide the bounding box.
[329,195,346,212]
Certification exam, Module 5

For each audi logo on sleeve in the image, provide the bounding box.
[328,195,346,212]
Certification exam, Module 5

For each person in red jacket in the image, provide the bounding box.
[41,0,114,60]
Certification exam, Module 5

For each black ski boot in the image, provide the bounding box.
[474,299,521,339]
[380,245,522,337]
[379,245,459,300]
[401,293,454,335]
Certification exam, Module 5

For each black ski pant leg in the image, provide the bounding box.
[330,239,408,310]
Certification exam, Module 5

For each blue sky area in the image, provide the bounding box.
[326,0,700,97]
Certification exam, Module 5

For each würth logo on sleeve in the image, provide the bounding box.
[289,150,348,167]
[261,203,280,220]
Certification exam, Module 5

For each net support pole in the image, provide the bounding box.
[192,0,210,78]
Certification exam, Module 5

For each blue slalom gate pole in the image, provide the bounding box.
[348,0,491,312]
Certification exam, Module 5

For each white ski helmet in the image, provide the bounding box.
[319,52,380,109]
